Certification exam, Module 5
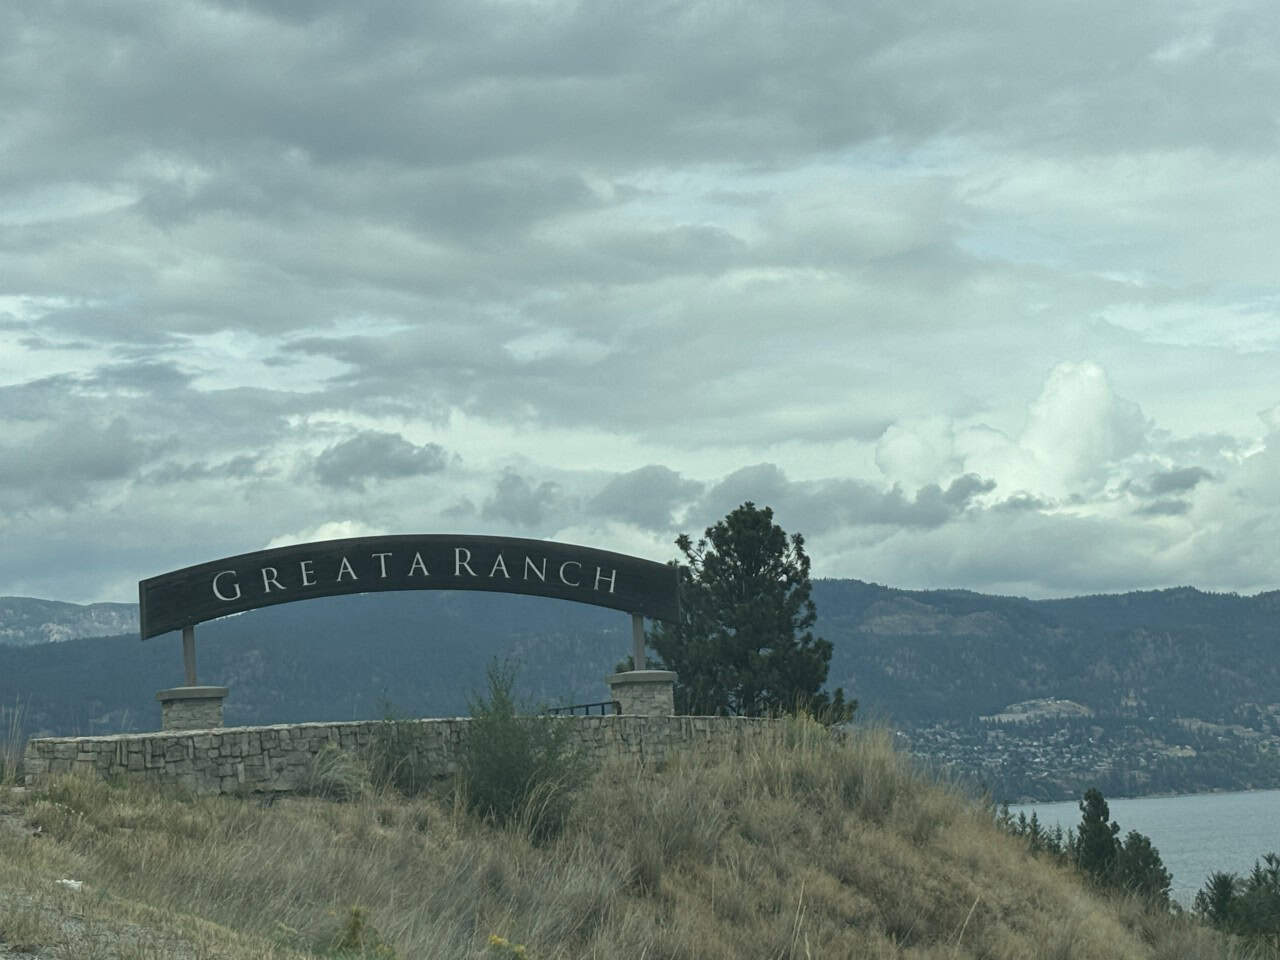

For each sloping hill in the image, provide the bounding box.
[0,722,1239,959]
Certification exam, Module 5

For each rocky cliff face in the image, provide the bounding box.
[0,597,138,646]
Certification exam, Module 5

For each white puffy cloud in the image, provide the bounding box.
[1018,361,1150,495]
[875,417,960,490]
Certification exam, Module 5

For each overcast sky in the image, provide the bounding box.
[3,0,1279,604]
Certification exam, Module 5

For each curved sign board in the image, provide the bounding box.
[139,535,680,639]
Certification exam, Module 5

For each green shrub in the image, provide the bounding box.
[459,660,587,842]
[1196,853,1280,944]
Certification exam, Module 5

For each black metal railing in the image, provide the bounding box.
[544,700,620,716]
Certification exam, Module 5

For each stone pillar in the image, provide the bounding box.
[156,686,228,731]
[606,670,676,717]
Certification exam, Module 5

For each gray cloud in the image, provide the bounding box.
[481,470,561,528]
[17,335,93,351]
[694,464,996,538]
[995,492,1050,512]
[1135,499,1192,517]
[8,1,1276,187]
[312,431,448,491]
[1145,466,1213,497]
[590,465,704,531]
[1,1,1279,603]
[0,417,144,508]
[141,455,266,486]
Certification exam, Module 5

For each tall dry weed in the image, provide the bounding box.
[0,695,26,785]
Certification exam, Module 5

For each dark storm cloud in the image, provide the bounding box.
[481,470,561,528]
[590,465,704,531]
[312,431,448,491]
[695,463,996,536]
[995,492,1050,512]
[940,473,997,507]
[1144,466,1213,496]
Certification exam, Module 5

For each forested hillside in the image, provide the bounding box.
[4,581,1279,800]
[816,581,1280,724]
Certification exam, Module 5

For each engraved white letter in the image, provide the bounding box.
[337,556,358,581]
[489,553,510,579]
[299,560,316,587]
[559,560,582,587]
[594,566,617,593]
[408,552,430,577]
[261,567,286,593]
[372,552,393,578]
[523,556,547,582]
[455,547,476,577]
[212,570,241,602]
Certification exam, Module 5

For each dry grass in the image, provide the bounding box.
[0,716,1260,959]
[0,697,24,786]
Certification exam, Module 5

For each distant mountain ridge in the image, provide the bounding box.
[814,579,1280,724]
[0,596,138,646]
[4,579,1279,724]
[4,580,1279,800]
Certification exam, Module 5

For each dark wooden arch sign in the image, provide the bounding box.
[140,535,680,685]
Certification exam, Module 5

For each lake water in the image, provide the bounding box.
[1012,789,1280,906]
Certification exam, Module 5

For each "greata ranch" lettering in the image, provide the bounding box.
[139,534,679,638]
[209,547,618,603]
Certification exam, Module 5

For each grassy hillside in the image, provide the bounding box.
[0,721,1258,959]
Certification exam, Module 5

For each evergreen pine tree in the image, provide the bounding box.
[1075,788,1120,884]
[648,502,853,720]
[1113,830,1173,906]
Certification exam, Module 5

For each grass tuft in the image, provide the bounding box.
[301,744,368,802]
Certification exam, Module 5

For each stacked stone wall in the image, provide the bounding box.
[608,671,677,717]
[160,697,224,731]
[22,715,777,795]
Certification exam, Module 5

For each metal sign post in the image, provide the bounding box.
[182,625,197,685]
[631,612,645,671]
